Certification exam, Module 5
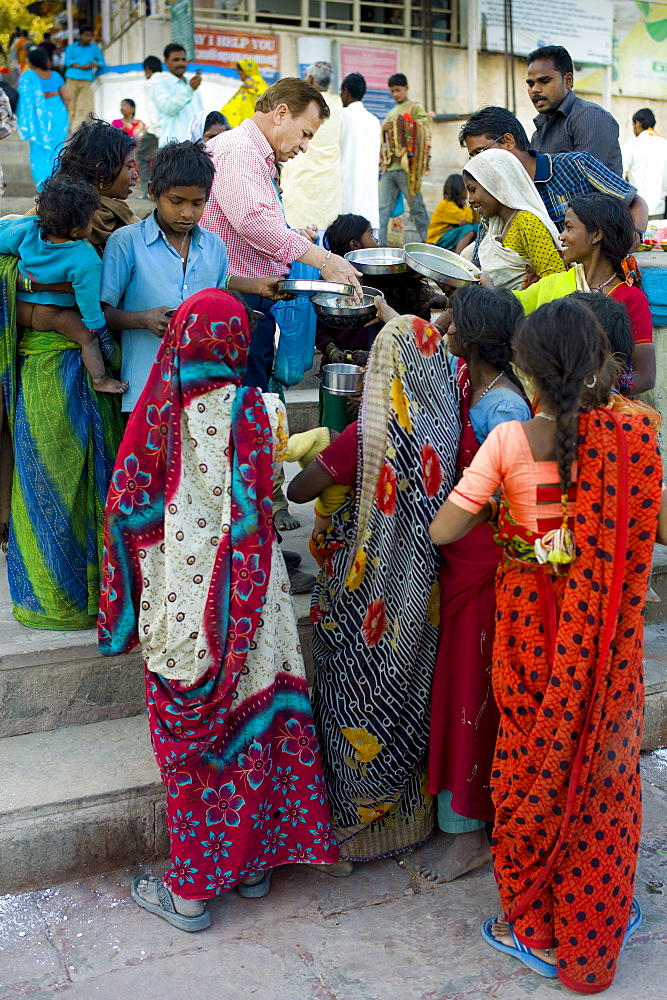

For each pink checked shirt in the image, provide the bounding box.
[200,118,312,279]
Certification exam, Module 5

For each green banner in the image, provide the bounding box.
[171,0,195,61]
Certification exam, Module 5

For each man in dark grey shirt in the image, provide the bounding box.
[527,44,622,176]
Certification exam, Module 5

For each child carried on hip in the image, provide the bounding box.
[0,175,127,393]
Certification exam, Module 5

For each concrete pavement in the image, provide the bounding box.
[2,753,667,1000]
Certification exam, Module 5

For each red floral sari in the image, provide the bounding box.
[99,290,338,899]
[491,409,662,993]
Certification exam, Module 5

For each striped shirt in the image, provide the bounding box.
[200,118,311,279]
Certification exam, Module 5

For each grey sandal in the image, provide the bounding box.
[236,868,273,898]
[131,875,211,932]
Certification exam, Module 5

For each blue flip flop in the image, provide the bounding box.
[481,917,558,978]
[622,898,642,951]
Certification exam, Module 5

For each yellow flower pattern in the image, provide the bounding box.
[346,545,367,590]
[358,802,395,824]
[391,376,412,432]
[341,726,383,763]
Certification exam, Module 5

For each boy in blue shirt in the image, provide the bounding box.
[0,175,127,393]
[102,140,287,412]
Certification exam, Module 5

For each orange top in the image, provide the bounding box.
[449,419,577,532]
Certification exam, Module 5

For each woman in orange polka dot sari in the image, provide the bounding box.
[430,298,667,993]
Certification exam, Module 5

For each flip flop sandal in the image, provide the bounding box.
[131,875,211,932]
[622,898,642,950]
[481,917,558,978]
[237,868,273,898]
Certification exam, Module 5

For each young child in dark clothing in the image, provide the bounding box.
[318,213,434,366]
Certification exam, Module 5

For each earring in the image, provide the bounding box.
[585,374,597,388]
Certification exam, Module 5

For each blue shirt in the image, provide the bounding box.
[101,211,229,411]
[0,216,104,328]
[470,387,530,443]
[472,150,636,265]
[64,41,105,81]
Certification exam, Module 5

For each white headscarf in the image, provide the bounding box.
[464,148,562,289]
[464,148,561,243]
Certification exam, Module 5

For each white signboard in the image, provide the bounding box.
[479,0,614,65]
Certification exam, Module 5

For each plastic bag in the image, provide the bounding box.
[390,191,405,218]
[272,259,318,387]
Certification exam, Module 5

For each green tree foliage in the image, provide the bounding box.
[0,0,53,57]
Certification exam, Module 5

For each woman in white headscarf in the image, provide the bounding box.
[463,148,565,290]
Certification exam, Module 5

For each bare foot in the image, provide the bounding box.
[491,919,557,966]
[92,375,129,393]
[412,828,491,884]
[274,508,301,531]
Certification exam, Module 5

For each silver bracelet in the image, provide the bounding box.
[319,249,332,271]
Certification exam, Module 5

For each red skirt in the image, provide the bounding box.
[427,521,500,822]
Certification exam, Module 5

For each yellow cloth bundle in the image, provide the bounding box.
[286,428,351,519]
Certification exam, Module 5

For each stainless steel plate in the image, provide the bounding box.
[345,248,408,274]
[277,278,355,296]
[403,243,480,285]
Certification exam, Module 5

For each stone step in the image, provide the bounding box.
[0,549,313,739]
[284,387,319,435]
[0,714,167,894]
[0,636,145,740]
[2,642,667,895]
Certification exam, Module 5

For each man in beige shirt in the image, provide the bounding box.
[280,61,342,231]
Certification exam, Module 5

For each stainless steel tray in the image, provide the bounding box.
[403,243,480,285]
[345,248,408,274]
[277,278,355,296]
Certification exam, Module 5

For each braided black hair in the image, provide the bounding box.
[514,299,614,498]
[568,193,639,286]
[53,119,137,189]
[451,285,526,395]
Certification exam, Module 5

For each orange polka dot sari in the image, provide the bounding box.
[491,409,662,993]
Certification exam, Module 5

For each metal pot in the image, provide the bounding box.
[311,286,382,330]
[320,363,363,395]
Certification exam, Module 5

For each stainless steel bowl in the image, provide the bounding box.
[344,247,408,274]
[321,363,363,395]
[277,278,356,296]
[403,243,480,285]
[311,286,382,330]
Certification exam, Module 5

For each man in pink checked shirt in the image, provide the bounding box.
[201,76,362,391]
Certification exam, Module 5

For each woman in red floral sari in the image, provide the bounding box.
[98,290,338,931]
[430,298,667,993]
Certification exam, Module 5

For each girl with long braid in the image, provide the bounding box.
[412,286,531,885]
[430,298,667,993]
